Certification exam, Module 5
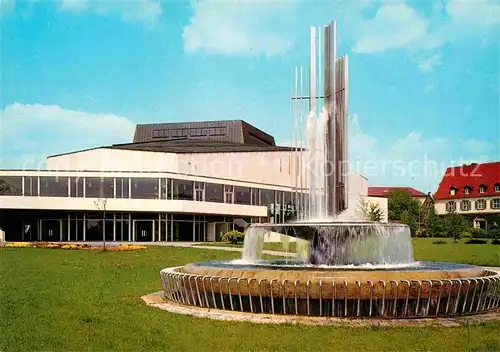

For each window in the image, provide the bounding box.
[194,182,205,201]
[85,177,114,198]
[461,200,471,211]
[131,178,159,199]
[449,187,457,196]
[446,201,456,212]
[0,176,22,196]
[70,177,84,197]
[260,189,275,207]
[492,198,500,210]
[251,188,260,205]
[495,184,500,192]
[234,186,251,205]
[160,178,169,199]
[116,178,130,198]
[205,183,223,203]
[476,199,486,210]
[479,185,487,194]
[24,176,38,196]
[172,179,193,200]
[224,185,234,204]
[40,176,68,197]
[464,186,472,195]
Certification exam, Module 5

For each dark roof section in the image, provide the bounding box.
[368,187,427,197]
[133,120,276,146]
[108,139,294,154]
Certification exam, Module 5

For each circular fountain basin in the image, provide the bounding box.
[160,260,500,318]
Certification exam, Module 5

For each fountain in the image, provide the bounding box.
[159,20,500,320]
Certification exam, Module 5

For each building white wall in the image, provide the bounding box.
[435,197,500,215]
[0,196,267,217]
[46,148,180,173]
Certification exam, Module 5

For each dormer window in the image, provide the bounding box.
[464,186,472,195]
[479,185,487,194]
[449,187,458,196]
[495,183,500,192]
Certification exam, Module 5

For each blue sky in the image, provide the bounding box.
[1,0,499,192]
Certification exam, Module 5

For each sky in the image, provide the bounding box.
[1,0,499,193]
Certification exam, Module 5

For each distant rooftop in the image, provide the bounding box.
[133,120,276,147]
[368,187,427,198]
[48,120,294,158]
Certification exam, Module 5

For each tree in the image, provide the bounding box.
[0,180,11,194]
[427,205,444,237]
[94,198,108,250]
[442,209,468,242]
[387,190,421,236]
[359,199,384,222]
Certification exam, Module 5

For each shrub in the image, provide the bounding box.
[488,228,500,240]
[432,240,447,244]
[222,230,245,244]
[465,239,488,244]
[491,239,500,245]
[471,227,489,238]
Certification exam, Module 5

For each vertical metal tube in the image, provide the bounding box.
[343,55,349,210]
[294,67,299,220]
[299,66,304,220]
[309,27,316,114]
[329,20,337,217]
[292,67,298,219]
[323,24,330,219]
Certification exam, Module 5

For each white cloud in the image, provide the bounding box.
[353,0,499,54]
[348,115,494,193]
[352,3,428,54]
[463,139,493,155]
[183,1,293,56]
[58,0,162,26]
[0,103,135,169]
[418,54,442,73]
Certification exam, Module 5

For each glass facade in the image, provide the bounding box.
[234,186,250,205]
[0,173,299,242]
[172,179,193,200]
[85,177,114,198]
[131,178,159,199]
[40,176,68,197]
[0,176,23,196]
[205,183,223,203]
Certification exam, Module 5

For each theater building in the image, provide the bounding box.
[0,120,382,242]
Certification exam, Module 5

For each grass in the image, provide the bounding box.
[1,246,500,351]
[198,238,500,267]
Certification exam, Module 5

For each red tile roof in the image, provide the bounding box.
[368,187,427,198]
[434,161,500,200]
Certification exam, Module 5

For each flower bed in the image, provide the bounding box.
[0,242,146,251]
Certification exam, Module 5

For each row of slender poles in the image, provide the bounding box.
[290,21,348,221]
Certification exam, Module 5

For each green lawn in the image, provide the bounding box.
[1,246,500,351]
[199,238,500,266]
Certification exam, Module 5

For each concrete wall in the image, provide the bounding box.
[46,149,179,173]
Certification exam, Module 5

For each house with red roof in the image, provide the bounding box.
[368,187,428,203]
[434,161,500,229]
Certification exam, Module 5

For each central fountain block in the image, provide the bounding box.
[244,222,414,266]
